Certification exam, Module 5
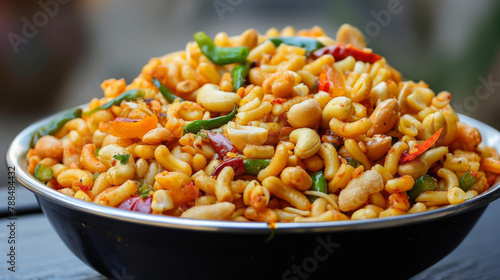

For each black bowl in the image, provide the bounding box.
[7,112,500,280]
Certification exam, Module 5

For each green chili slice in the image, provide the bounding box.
[183,104,238,134]
[243,159,271,176]
[267,36,325,56]
[138,181,154,198]
[82,89,145,116]
[30,107,82,148]
[152,77,184,103]
[407,175,437,201]
[307,171,327,203]
[231,63,250,92]
[35,163,53,183]
[92,172,100,182]
[194,31,249,65]
[459,171,477,192]
[345,158,362,168]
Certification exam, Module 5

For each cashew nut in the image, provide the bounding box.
[289,128,321,159]
[195,83,241,113]
[226,121,268,151]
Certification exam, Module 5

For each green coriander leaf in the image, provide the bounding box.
[113,154,130,165]
[196,131,207,139]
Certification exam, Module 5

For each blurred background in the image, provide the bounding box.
[2,0,500,185]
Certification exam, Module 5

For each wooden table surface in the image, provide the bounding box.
[2,184,500,280]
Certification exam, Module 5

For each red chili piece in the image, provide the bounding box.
[207,131,238,158]
[318,73,330,92]
[400,128,443,163]
[168,182,200,205]
[272,98,287,104]
[117,196,152,213]
[211,157,246,177]
[49,179,65,189]
[312,44,382,63]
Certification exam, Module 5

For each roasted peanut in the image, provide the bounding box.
[364,135,392,161]
[367,98,399,137]
[453,122,482,151]
[234,28,258,49]
[280,166,313,191]
[287,99,322,128]
[336,23,366,49]
[262,70,295,98]
[397,158,429,180]
[248,68,269,87]
[142,127,173,144]
[34,135,63,161]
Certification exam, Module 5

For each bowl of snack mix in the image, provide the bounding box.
[7,24,500,280]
